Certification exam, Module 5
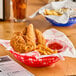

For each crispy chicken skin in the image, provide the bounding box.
[10,32,26,53]
[25,24,36,50]
[35,29,46,46]
[22,27,27,35]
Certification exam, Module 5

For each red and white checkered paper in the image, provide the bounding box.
[0,29,76,67]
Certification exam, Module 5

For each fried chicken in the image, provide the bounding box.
[24,24,36,51]
[10,24,57,55]
[22,27,27,35]
[10,24,36,53]
[10,32,26,53]
[35,29,46,46]
[26,24,36,44]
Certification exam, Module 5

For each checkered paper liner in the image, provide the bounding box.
[0,29,76,67]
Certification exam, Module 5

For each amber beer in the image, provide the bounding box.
[12,0,27,22]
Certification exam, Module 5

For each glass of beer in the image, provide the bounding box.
[12,0,27,22]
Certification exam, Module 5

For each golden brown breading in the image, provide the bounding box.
[10,24,57,55]
[25,24,36,50]
[10,24,36,53]
[35,29,46,46]
[22,27,27,35]
[10,32,26,53]
[14,32,23,36]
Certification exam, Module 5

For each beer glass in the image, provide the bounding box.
[12,0,27,22]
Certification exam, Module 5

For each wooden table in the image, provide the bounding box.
[0,0,76,76]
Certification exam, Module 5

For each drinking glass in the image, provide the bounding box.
[12,0,27,22]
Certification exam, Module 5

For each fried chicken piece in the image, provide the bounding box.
[22,27,27,35]
[13,32,23,36]
[22,27,27,41]
[10,32,26,53]
[35,29,46,46]
[24,24,36,51]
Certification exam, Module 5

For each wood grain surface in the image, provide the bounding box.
[0,0,76,76]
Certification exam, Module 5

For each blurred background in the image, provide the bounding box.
[0,0,76,21]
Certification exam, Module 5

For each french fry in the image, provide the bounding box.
[46,51,51,55]
[53,50,58,54]
[44,9,62,16]
[36,44,57,55]
[37,49,48,55]
[44,9,52,15]
[37,44,54,53]
[52,11,59,16]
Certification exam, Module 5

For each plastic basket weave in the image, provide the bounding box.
[10,50,60,67]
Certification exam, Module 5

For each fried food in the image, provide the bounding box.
[36,44,53,55]
[10,24,36,53]
[25,24,36,51]
[10,32,26,53]
[10,24,58,55]
[56,8,68,14]
[44,8,68,16]
[44,9,62,16]
[35,29,46,46]
[36,44,58,55]
[26,24,36,46]
[22,27,27,35]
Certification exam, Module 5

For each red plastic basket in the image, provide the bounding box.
[9,39,67,67]
[0,39,67,67]
[10,50,60,67]
[0,28,75,67]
